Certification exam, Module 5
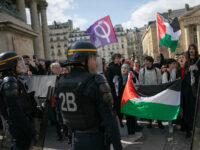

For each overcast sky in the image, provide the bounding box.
[43,0,200,30]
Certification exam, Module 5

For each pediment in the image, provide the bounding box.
[181,5,200,18]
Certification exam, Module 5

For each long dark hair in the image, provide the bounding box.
[187,44,199,60]
[178,52,189,74]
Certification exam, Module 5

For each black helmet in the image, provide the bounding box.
[66,41,98,65]
[0,52,19,72]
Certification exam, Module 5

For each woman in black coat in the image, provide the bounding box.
[177,49,199,138]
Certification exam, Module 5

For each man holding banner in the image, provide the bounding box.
[138,56,164,129]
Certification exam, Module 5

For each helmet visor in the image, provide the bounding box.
[17,57,27,74]
[88,54,103,74]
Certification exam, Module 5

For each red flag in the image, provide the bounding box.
[121,72,139,107]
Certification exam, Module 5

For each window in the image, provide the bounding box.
[64,44,67,47]
[57,37,60,41]
[193,26,197,32]
[57,49,62,56]
[194,35,197,44]
[121,38,124,43]
[51,45,54,49]
[108,45,110,50]
[64,36,67,40]
[112,45,115,50]
[65,49,68,54]
[110,52,113,56]
[57,44,61,48]
[51,50,55,56]
[50,38,53,42]
[122,44,124,49]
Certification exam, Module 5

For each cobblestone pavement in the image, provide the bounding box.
[0,121,192,150]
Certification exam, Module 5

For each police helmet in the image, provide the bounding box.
[0,52,19,72]
[66,41,98,65]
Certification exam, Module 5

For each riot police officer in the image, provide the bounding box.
[56,41,122,150]
[0,52,36,150]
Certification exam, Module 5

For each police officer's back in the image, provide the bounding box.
[56,41,122,150]
[0,52,35,150]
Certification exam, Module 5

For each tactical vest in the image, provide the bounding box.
[56,72,101,131]
[17,80,35,117]
[0,79,9,120]
[0,77,34,120]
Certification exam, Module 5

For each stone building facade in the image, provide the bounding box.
[48,20,73,60]
[99,24,128,62]
[142,21,161,59]
[68,28,90,47]
[142,4,200,59]
[126,27,144,62]
[58,24,129,63]
[0,0,50,59]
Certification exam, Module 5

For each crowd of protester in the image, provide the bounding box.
[105,43,200,138]
[0,43,200,148]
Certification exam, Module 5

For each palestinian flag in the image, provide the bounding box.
[156,13,181,52]
[120,73,181,121]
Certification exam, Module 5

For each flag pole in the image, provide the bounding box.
[156,13,160,56]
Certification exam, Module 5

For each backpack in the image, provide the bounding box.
[165,70,170,81]
[143,67,158,84]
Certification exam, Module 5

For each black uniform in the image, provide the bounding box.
[56,40,122,150]
[0,52,36,150]
[0,76,35,150]
[56,68,122,150]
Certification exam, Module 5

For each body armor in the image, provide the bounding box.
[56,72,100,130]
[0,76,35,122]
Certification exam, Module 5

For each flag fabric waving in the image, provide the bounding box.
[85,16,117,48]
[120,73,181,121]
[156,13,181,52]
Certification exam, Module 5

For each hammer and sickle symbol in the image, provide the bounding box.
[94,20,111,43]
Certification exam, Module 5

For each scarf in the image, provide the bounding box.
[121,64,130,86]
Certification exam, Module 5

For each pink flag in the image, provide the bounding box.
[85,16,117,48]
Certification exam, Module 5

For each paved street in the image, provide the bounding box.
[0,121,192,150]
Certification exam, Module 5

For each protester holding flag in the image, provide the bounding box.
[162,59,177,83]
[176,52,194,137]
[121,63,135,134]
[187,44,200,93]
[121,62,143,135]
[106,53,124,127]
[162,58,177,135]
[139,56,164,128]
[121,69,181,124]
[178,44,200,138]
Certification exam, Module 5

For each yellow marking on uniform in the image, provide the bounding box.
[68,49,97,52]
[0,62,6,65]
[67,53,73,55]
[0,56,18,63]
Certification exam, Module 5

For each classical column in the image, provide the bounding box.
[197,25,200,53]
[29,0,42,58]
[39,1,51,59]
[16,0,27,22]
[185,26,190,49]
